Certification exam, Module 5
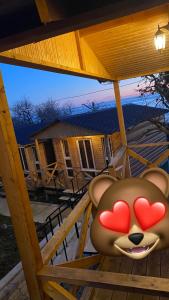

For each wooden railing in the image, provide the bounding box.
[35,142,169,299]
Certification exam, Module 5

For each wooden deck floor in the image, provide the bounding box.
[82,248,169,300]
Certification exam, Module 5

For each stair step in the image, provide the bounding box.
[59,196,75,201]
[63,189,74,194]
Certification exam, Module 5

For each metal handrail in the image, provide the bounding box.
[37,165,109,261]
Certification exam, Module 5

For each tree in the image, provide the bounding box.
[35,98,61,124]
[138,72,169,135]
[12,97,35,125]
[60,102,73,116]
[82,101,99,112]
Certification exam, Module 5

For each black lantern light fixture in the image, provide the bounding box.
[154,23,169,51]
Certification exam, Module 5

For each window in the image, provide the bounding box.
[77,139,95,177]
[19,147,28,171]
[101,137,113,166]
[62,140,74,178]
[44,139,56,165]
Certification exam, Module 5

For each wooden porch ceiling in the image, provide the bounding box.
[81,4,169,80]
[0,1,169,81]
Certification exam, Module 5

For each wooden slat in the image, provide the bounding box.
[160,249,169,300]
[38,265,169,297]
[111,257,133,300]
[42,193,90,264]
[92,256,122,300]
[143,251,160,300]
[127,256,147,300]
[0,74,44,299]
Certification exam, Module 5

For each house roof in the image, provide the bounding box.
[14,123,44,145]
[32,104,168,139]
[129,130,168,177]
[62,104,168,135]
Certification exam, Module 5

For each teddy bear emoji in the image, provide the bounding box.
[88,168,169,260]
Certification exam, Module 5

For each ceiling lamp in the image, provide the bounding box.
[154,23,169,51]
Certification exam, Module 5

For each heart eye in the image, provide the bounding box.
[99,200,130,233]
[134,197,166,230]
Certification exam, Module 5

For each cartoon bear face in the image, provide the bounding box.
[88,168,169,260]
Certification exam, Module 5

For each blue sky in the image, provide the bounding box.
[0,63,140,108]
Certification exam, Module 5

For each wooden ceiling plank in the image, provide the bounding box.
[80,3,169,37]
[115,65,169,80]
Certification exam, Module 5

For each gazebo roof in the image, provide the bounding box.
[0,1,169,81]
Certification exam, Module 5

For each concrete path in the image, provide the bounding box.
[0,197,59,223]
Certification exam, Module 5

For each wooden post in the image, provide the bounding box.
[35,138,46,183]
[0,73,44,300]
[113,81,131,177]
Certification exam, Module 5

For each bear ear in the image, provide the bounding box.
[88,174,117,208]
[140,167,169,197]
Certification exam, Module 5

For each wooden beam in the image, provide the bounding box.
[127,148,156,167]
[0,74,44,299]
[0,51,113,82]
[35,138,46,182]
[74,31,86,70]
[152,149,169,165]
[113,81,131,177]
[43,281,76,300]
[0,0,168,52]
[35,0,53,23]
[47,162,58,184]
[38,265,169,297]
[42,193,90,264]
[128,142,169,148]
[57,255,101,269]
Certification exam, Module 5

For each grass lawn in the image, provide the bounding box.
[0,214,20,279]
[0,204,72,280]
[0,214,45,280]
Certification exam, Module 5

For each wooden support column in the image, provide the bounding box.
[35,138,46,183]
[113,80,131,177]
[0,73,44,300]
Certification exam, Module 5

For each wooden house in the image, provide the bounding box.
[30,104,169,190]
[1,1,169,300]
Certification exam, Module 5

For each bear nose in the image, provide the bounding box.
[128,233,144,245]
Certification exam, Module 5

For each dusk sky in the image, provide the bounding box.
[0,63,141,109]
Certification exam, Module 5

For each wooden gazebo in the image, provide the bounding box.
[0,1,169,299]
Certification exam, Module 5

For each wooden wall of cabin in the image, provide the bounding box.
[51,135,107,189]
[52,138,68,187]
